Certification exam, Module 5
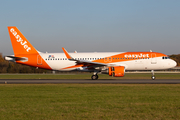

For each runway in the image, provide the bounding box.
[0,79,180,84]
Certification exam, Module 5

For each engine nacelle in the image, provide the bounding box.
[108,66,125,77]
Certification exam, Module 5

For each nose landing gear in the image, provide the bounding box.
[151,70,156,80]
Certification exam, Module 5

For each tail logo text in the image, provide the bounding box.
[10,28,31,52]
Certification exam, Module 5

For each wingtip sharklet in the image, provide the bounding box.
[62,47,73,60]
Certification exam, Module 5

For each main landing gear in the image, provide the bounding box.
[91,72,99,80]
[151,70,156,80]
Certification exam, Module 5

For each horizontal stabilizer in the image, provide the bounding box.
[5,56,28,62]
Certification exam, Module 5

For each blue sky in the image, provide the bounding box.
[0,0,180,55]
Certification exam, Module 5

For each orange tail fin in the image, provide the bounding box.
[7,26,38,55]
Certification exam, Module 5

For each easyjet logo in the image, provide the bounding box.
[10,28,31,52]
[124,53,149,58]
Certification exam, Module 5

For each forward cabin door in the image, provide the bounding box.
[151,54,157,64]
[37,55,42,65]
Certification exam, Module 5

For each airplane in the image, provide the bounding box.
[5,26,177,80]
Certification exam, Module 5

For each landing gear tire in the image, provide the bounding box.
[151,70,156,80]
[151,76,156,80]
[91,75,98,80]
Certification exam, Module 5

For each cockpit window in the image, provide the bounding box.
[162,56,170,59]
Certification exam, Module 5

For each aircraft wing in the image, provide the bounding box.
[62,47,108,69]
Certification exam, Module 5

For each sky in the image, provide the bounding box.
[0,0,180,55]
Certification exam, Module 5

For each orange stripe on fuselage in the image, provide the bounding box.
[93,52,167,63]
[61,52,167,70]
[61,64,83,70]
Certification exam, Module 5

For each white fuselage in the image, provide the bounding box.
[38,52,176,71]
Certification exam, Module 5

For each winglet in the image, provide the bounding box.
[62,47,73,60]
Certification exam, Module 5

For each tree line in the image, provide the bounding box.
[0,53,179,73]
[169,54,180,66]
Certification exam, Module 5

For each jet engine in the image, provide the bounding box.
[108,66,125,77]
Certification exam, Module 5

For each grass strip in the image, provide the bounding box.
[0,84,180,120]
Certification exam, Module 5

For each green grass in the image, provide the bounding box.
[0,73,180,79]
[0,84,180,120]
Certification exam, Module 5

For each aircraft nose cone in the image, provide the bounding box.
[171,60,177,68]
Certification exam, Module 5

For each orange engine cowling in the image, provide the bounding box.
[108,66,125,77]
